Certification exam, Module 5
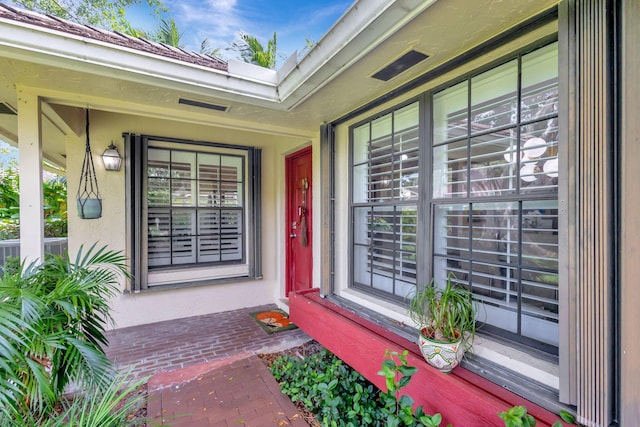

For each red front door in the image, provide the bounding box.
[285,147,313,296]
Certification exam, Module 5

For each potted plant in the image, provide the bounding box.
[408,274,477,373]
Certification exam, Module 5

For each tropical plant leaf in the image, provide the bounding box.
[0,244,127,419]
[231,31,278,68]
[559,409,576,424]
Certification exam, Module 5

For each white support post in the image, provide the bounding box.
[17,90,44,264]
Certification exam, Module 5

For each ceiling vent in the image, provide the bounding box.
[178,98,228,112]
[372,50,429,81]
[0,102,17,115]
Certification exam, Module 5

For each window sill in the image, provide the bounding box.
[147,264,249,286]
[331,287,564,413]
[472,335,559,389]
[124,274,262,294]
[462,349,565,415]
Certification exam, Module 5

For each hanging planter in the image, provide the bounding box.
[76,197,102,219]
[76,109,102,219]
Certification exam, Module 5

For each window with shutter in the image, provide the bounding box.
[432,42,559,350]
[147,147,245,268]
[125,134,260,290]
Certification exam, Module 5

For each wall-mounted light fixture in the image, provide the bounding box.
[102,142,122,171]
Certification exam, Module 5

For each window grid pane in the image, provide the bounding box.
[351,102,419,299]
[432,43,559,350]
[470,60,518,133]
[147,147,244,268]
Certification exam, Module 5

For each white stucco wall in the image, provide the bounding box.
[65,110,312,329]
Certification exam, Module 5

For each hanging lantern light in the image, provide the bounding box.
[102,142,122,171]
[76,109,102,219]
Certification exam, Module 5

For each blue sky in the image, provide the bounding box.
[128,0,353,66]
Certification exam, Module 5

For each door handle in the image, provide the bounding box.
[290,233,297,238]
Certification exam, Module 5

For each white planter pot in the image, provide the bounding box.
[418,330,465,373]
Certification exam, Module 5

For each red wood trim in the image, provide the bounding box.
[290,289,562,426]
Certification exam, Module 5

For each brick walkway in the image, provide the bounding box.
[104,304,314,426]
[147,356,308,427]
[105,304,312,380]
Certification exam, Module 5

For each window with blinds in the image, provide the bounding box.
[348,42,558,353]
[146,147,245,268]
[432,42,559,350]
[351,102,419,299]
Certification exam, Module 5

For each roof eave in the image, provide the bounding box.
[0,0,438,112]
[0,15,282,106]
[276,0,438,110]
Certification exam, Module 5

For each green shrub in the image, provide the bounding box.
[270,349,443,427]
[498,406,576,427]
[0,244,128,420]
[0,217,19,239]
[0,167,19,217]
[499,406,537,427]
[1,256,20,276]
[271,349,382,426]
[271,348,577,427]
[0,169,68,239]
[0,372,149,427]
[43,176,67,238]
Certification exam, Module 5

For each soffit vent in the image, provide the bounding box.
[0,102,17,115]
[178,98,228,112]
[371,50,429,81]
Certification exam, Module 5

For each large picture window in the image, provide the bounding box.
[432,42,559,350]
[348,42,559,353]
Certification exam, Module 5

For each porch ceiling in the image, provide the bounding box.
[0,0,558,167]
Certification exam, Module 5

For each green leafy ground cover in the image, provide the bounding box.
[270,348,443,427]
[268,346,576,427]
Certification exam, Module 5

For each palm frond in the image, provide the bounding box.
[23,357,57,413]
[0,305,29,416]
[0,304,29,361]
[0,244,128,418]
[231,31,278,69]
[0,377,23,420]
[157,18,184,49]
[53,372,148,427]
[200,38,221,58]
[1,372,148,427]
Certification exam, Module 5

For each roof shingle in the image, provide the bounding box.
[0,3,228,72]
